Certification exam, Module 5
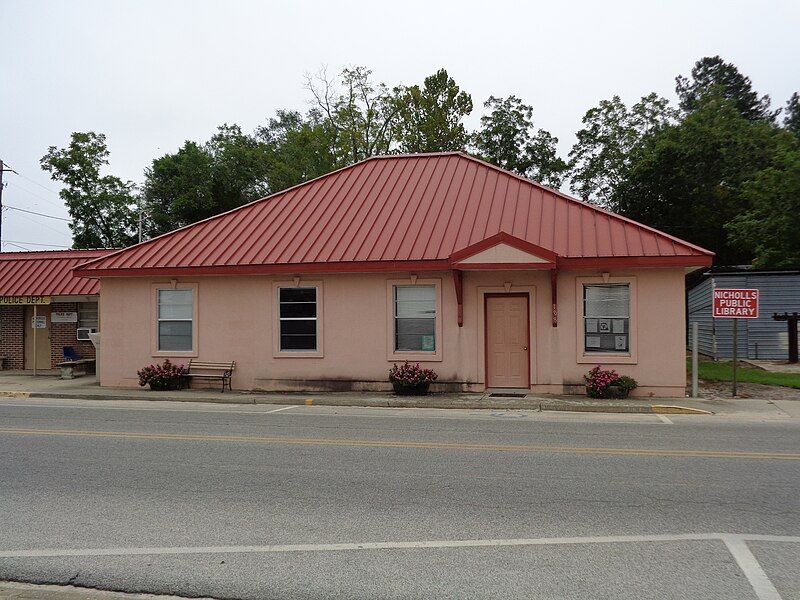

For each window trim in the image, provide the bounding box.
[272,280,324,358]
[575,276,637,364]
[386,278,443,362]
[150,282,198,357]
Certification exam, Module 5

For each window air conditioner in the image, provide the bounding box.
[77,327,97,341]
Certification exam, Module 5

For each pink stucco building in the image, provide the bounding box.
[76,153,713,396]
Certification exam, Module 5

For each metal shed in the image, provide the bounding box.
[687,269,800,360]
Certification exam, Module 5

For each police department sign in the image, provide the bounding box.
[0,295,52,305]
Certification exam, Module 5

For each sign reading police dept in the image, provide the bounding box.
[0,296,52,305]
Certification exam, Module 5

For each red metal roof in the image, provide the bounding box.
[77,153,713,277]
[0,249,112,297]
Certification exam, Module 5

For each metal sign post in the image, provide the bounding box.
[712,288,759,397]
[732,319,738,397]
[32,305,37,377]
[691,322,699,398]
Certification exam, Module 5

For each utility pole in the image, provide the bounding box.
[137,207,149,244]
[0,160,19,251]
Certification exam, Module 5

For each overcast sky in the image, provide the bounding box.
[1,0,798,250]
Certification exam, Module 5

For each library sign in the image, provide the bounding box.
[712,288,759,319]
[0,295,52,305]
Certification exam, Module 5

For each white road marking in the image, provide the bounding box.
[0,401,297,417]
[0,532,791,598]
[723,536,783,600]
[264,405,296,414]
[2,532,798,558]
[657,414,674,424]
[0,400,661,424]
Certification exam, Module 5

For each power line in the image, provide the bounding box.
[1,239,70,248]
[3,204,72,222]
[12,170,62,196]
[7,180,66,210]
[2,241,33,251]
[0,159,17,249]
[10,208,73,239]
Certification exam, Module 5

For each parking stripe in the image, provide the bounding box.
[724,537,783,600]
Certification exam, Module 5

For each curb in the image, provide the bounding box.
[651,405,714,415]
[0,390,713,415]
[0,391,31,398]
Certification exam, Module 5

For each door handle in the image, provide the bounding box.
[523,346,528,351]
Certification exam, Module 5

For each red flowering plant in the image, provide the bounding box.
[389,362,438,395]
[583,365,637,399]
[137,359,187,391]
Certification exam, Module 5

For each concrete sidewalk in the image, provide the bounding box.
[0,372,719,414]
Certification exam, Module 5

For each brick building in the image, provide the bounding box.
[0,250,111,371]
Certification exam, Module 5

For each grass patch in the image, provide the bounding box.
[687,358,800,389]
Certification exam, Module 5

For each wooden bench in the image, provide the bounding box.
[57,359,96,379]
[184,360,236,392]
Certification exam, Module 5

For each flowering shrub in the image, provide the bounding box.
[389,362,438,389]
[137,359,187,391]
[614,375,638,398]
[583,366,637,399]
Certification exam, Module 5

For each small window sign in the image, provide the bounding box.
[421,335,435,351]
[31,316,47,329]
[52,311,78,323]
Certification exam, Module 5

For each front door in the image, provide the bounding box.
[485,295,529,388]
[24,306,51,370]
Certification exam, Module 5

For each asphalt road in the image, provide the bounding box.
[0,397,799,599]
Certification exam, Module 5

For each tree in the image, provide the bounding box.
[142,124,271,237]
[784,92,800,137]
[40,132,137,249]
[726,146,800,267]
[305,66,399,164]
[256,110,337,193]
[568,94,675,205]
[612,96,791,265]
[675,56,776,122]
[393,69,473,153]
[472,95,567,187]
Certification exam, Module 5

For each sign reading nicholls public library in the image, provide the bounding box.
[0,295,52,305]
[713,288,759,319]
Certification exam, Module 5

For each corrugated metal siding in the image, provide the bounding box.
[78,153,713,274]
[687,277,715,356]
[688,273,800,360]
[0,250,110,296]
[744,274,800,360]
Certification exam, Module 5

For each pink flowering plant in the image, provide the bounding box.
[389,362,438,395]
[583,365,637,399]
[137,359,187,391]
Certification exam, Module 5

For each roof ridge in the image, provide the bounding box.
[74,158,379,272]
[451,152,714,257]
[76,152,714,275]
[0,249,112,259]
